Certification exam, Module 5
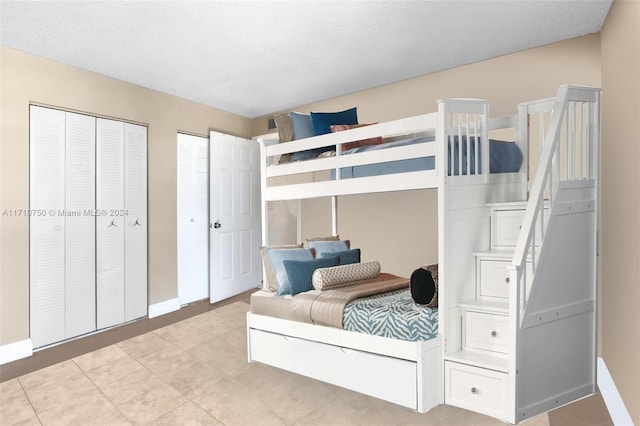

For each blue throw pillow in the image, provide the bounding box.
[291,149,324,162]
[321,248,361,265]
[289,112,316,140]
[307,240,349,258]
[289,111,326,161]
[284,256,339,296]
[310,107,358,135]
[266,247,314,295]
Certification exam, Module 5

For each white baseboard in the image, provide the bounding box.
[0,339,33,365]
[598,357,634,425]
[148,297,181,319]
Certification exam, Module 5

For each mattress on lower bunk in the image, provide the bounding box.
[343,288,438,342]
[250,280,438,342]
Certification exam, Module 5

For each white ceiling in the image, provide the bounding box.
[1,0,611,119]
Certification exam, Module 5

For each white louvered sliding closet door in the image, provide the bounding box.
[30,106,66,348]
[30,107,97,348]
[96,118,126,329]
[177,134,209,305]
[64,112,97,338]
[124,123,147,321]
[31,107,147,347]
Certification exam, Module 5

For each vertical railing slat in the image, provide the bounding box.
[457,114,463,176]
[474,115,480,175]
[466,114,471,175]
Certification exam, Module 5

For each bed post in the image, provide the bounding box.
[296,200,302,244]
[481,102,490,183]
[517,103,530,200]
[435,100,448,405]
[331,196,338,236]
[259,139,269,290]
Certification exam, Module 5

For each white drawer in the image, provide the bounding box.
[477,258,532,300]
[492,209,525,248]
[478,259,511,299]
[445,361,508,420]
[492,208,547,249]
[464,311,509,354]
[249,328,417,409]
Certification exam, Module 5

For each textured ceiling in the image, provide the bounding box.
[1,0,611,118]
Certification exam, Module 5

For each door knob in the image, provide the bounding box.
[213,221,221,229]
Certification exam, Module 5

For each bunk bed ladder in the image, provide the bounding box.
[507,85,601,422]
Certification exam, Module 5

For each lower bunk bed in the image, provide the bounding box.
[246,263,442,412]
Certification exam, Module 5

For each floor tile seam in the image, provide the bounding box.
[17,365,85,396]
[148,330,196,355]
[262,390,340,426]
[71,344,145,377]
[14,379,44,425]
[152,365,227,426]
[157,315,246,355]
[150,398,192,422]
[0,380,27,404]
[72,356,155,424]
[227,373,292,426]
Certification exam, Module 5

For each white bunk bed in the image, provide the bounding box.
[246,85,601,424]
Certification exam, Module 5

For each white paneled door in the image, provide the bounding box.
[209,132,261,303]
[177,133,209,305]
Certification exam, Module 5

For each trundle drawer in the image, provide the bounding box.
[445,361,508,420]
[464,312,509,354]
[249,328,417,409]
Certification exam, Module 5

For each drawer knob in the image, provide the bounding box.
[471,387,478,394]
[505,277,510,283]
[491,331,497,337]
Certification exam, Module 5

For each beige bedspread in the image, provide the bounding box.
[292,273,409,328]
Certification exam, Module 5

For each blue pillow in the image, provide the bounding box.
[291,149,324,162]
[307,240,349,258]
[310,107,358,135]
[289,111,326,161]
[266,247,314,295]
[321,248,361,265]
[284,256,339,296]
[289,112,316,140]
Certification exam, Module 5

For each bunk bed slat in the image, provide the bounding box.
[264,170,438,201]
[267,142,436,178]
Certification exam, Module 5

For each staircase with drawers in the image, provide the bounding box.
[442,86,601,424]
[443,202,536,420]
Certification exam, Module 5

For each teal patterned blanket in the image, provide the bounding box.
[343,288,438,342]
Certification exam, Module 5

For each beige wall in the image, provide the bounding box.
[0,47,253,346]
[601,1,640,423]
[252,35,602,279]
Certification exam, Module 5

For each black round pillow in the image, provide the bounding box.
[410,265,438,307]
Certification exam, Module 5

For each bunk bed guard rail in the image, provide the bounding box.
[260,98,492,204]
[508,85,601,327]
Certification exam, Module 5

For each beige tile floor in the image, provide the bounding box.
[0,301,551,425]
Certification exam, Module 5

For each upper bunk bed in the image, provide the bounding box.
[259,99,528,202]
